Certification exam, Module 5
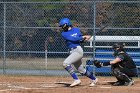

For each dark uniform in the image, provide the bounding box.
[111,43,137,86]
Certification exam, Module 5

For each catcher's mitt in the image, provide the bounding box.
[93,60,102,68]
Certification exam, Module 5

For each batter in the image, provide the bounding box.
[59,18,98,87]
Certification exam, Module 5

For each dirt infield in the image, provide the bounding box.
[0,75,139,93]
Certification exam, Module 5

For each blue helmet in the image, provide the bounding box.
[59,18,72,27]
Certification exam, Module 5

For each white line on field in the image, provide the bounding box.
[11,87,52,90]
[100,86,112,88]
[0,82,55,84]
[0,89,11,92]
[0,87,51,92]
[0,83,11,86]
[102,81,114,82]
[7,83,59,89]
[40,84,58,88]
[8,85,26,89]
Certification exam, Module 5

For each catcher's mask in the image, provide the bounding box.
[112,43,125,56]
[59,18,72,31]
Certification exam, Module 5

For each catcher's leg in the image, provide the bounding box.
[112,68,133,86]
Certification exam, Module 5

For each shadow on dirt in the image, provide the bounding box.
[55,82,71,87]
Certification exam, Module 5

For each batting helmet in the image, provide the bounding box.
[59,18,72,27]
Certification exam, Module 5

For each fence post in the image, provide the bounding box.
[45,40,48,70]
[3,3,6,75]
[92,1,96,75]
[45,50,48,70]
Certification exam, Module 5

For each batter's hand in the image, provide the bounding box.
[82,35,91,41]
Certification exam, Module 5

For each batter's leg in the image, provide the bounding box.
[63,51,83,87]
[73,61,97,86]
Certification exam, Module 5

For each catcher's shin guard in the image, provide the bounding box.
[113,68,132,83]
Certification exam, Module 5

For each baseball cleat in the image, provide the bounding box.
[124,80,134,86]
[89,78,98,87]
[70,79,81,87]
[113,81,125,86]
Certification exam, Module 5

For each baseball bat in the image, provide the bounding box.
[88,24,108,41]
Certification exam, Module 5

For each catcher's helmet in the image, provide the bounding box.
[59,18,72,27]
[112,43,124,50]
[112,43,125,56]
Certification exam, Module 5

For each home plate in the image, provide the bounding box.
[100,86,112,88]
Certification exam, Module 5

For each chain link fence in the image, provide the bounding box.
[0,1,139,76]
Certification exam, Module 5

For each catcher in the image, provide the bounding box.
[93,43,137,86]
[59,18,98,87]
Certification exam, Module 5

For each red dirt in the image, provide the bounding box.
[0,75,139,93]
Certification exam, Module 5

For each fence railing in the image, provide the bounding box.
[85,36,140,48]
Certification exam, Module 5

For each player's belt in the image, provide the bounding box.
[70,46,77,50]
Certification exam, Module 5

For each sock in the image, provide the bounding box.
[84,70,96,80]
[65,65,79,80]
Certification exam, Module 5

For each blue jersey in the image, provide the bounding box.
[61,27,83,49]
